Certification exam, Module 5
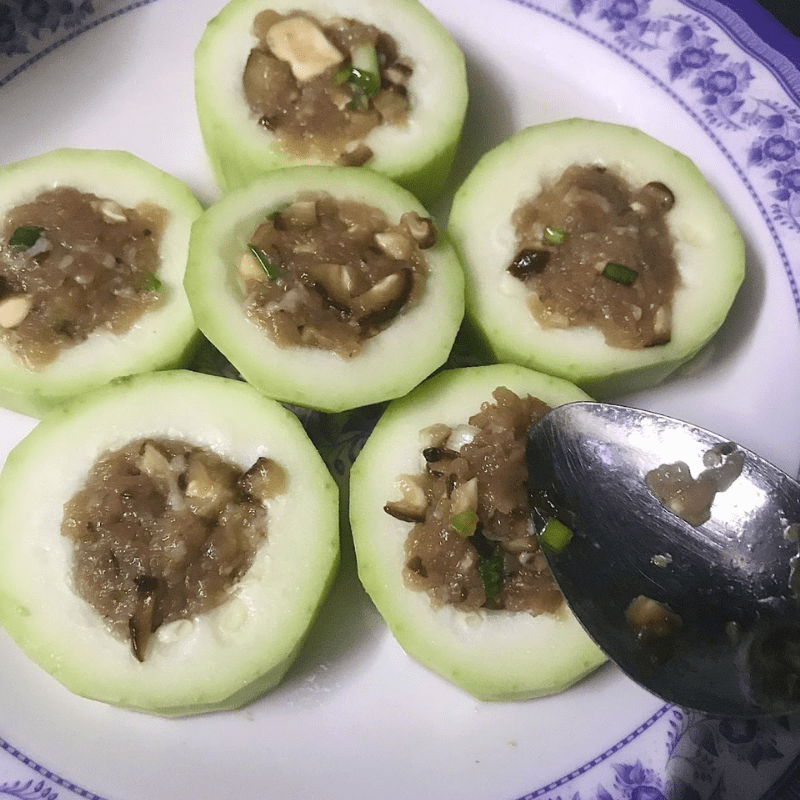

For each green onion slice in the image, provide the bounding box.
[335,66,380,104]
[602,262,638,286]
[9,225,43,251]
[333,65,351,85]
[543,226,568,246]
[144,272,162,292]
[539,517,573,552]
[451,509,479,538]
[478,551,503,603]
[348,66,380,98]
[334,44,380,102]
[248,244,283,282]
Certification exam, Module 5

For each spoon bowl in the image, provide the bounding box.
[527,401,800,718]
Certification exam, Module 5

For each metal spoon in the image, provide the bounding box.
[527,401,800,718]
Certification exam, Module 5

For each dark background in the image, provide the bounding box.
[751,0,800,41]
[757,1,800,36]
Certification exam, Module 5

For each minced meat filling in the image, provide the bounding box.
[384,387,565,615]
[508,164,679,349]
[0,187,167,369]
[241,191,433,358]
[244,10,412,165]
[62,438,286,661]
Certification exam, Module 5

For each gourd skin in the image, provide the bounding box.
[448,119,746,396]
[184,165,465,413]
[349,364,607,701]
[194,0,468,205]
[0,370,339,716]
[0,149,203,418]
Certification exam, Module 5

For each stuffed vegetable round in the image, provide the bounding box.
[0,370,339,716]
[350,363,606,701]
[184,164,465,412]
[194,0,468,204]
[0,148,202,417]
[448,119,745,395]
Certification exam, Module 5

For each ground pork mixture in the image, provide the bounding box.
[0,187,167,368]
[384,387,565,615]
[62,438,286,661]
[508,164,679,349]
[240,191,433,358]
[244,10,412,165]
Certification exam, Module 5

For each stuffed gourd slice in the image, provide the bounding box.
[0,149,203,418]
[448,119,745,395]
[194,0,468,205]
[0,370,339,716]
[184,165,465,413]
[350,364,606,701]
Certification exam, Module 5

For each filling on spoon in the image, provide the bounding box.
[646,441,744,526]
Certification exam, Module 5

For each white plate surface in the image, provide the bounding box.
[1,1,800,798]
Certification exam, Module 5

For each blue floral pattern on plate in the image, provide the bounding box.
[0,1,154,87]
[0,0,799,798]
[0,1,95,57]
[583,0,800,238]
[2,706,800,799]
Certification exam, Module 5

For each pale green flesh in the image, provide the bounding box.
[0,370,339,716]
[194,0,468,205]
[0,149,203,418]
[184,165,465,413]
[350,364,607,701]
[448,119,746,396]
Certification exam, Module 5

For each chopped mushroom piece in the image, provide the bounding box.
[279,199,318,229]
[243,49,298,122]
[419,423,452,450]
[136,442,187,511]
[137,442,174,483]
[0,295,33,329]
[305,262,355,309]
[508,249,550,280]
[640,181,675,211]
[450,477,478,516]
[239,457,288,502]
[371,88,409,125]
[374,230,413,261]
[383,62,413,87]
[385,474,429,522]
[91,199,128,224]
[626,595,682,639]
[401,211,436,248]
[264,16,344,82]
[129,575,162,663]
[240,251,267,281]
[184,456,236,517]
[337,142,374,167]
[252,8,283,37]
[353,269,413,320]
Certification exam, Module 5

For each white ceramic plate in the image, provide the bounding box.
[1,1,800,798]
